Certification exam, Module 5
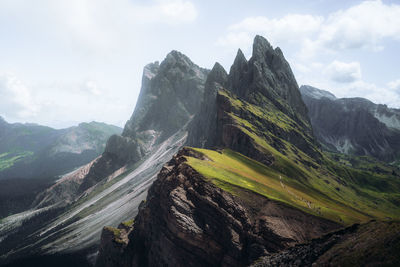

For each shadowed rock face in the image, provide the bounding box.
[228,36,309,124]
[188,35,320,164]
[96,222,134,267]
[78,51,208,192]
[95,148,339,267]
[300,85,400,161]
[252,221,400,267]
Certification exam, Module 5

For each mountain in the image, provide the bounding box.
[300,85,400,162]
[0,119,122,180]
[77,51,208,193]
[95,36,400,267]
[0,119,122,218]
[188,36,321,165]
[2,36,400,267]
[0,51,208,266]
[95,148,339,267]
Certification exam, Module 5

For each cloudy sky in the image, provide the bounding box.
[1,0,399,128]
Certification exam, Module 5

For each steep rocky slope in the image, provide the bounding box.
[96,148,339,267]
[252,220,400,266]
[300,85,400,161]
[96,146,400,267]
[78,51,208,192]
[188,36,321,167]
[0,50,208,266]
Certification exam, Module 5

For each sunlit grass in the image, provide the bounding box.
[186,148,400,225]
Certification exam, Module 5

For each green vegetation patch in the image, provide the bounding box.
[122,219,134,228]
[0,151,34,171]
[186,148,400,225]
[104,226,121,237]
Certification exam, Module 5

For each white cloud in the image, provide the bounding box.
[345,81,400,107]
[326,60,362,83]
[318,0,400,51]
[0,0,198,53]
[0,73,39,120]
[0,0,198,127]
[0,73,130,127]
[157,0,197,22]
[216,14,323,53]
[84,81,102,96]
[217,0,400,56]
[388,79,400,93]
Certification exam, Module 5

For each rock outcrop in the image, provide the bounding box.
[188,35,321,165]
[95,148,339,267]
[96,221,134,267]
[300,85,400,161]
[78,51,208,192]
[252,220,400,267]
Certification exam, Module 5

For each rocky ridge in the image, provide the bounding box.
[78,51,208,192]
[300,85,400,161]
[188,35,321,168]
[95,148,339,267]
[0,120,122,180]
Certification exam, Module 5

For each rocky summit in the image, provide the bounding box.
[78,51,208,192]
[300,85,400,161]
[188,35,321,165]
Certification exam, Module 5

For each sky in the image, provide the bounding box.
[0,0,399,128]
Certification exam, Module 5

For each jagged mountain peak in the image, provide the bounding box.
[233,48,248,66]
[252,35,274,58]
[207,62,228,86]
[123,50,208,138]
[188,35,320,164]
[83,49,209,191]
[300,85,336,100]
[228,49,248,95]
[142,61,160,81]
[160,50,199,72]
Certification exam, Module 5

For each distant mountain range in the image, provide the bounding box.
[0,118,121,218]
[300,85,400,163]
[0,118,122,180]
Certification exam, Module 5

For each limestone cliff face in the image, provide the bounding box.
[300,85,400,161]
[78,51,208,192]
[188,35,320,164]
[95,148,339,267]
[228,37,309,124]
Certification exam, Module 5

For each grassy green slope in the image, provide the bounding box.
[187,148,400,225]
[0,151,34,171]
